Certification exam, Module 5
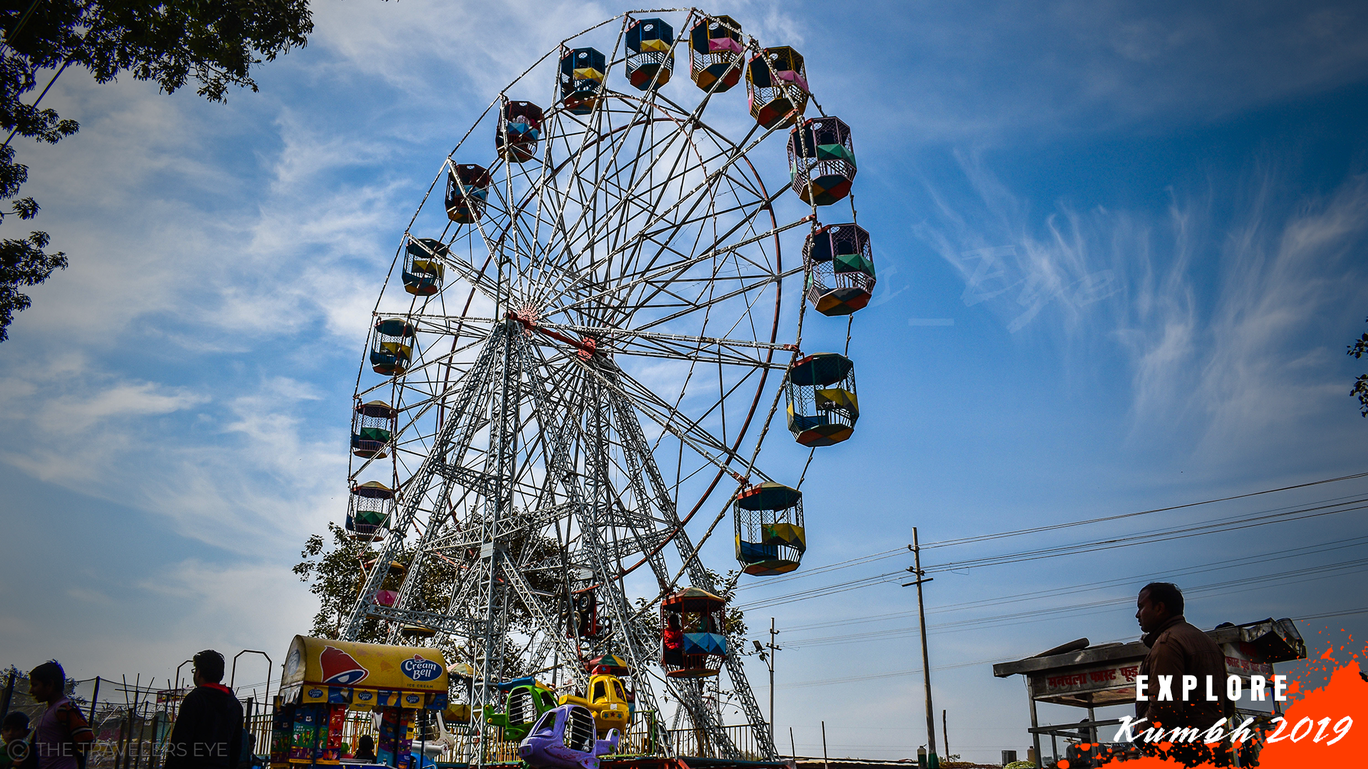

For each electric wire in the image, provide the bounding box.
[919,470,1368,551]
[778,533,1368,634]
[737,494,1368,611]
[781,557,1368,649]
[776,606,1368,690]
[737,472,1368,595]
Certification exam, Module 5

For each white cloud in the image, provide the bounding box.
[1193,176,1368,450]
[913,154,1368,464]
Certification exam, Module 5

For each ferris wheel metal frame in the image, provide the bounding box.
[337,8,868,764]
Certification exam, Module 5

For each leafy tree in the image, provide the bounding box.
[293,521,554,680]
[293,522,385,641]
[0,0,313,340]
[294,522,464,651]
[1350,317,1368,417]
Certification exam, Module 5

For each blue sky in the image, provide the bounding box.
[2,0,1368,764]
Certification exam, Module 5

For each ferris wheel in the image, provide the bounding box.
[338,8,875,763]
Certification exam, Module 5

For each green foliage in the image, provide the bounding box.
[0,0,314,340]
[713,568,750,650]
[293,522,388,641]
[292,521,540,680]
[1350,317,1368,418]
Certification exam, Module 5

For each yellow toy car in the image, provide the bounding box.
[559,673,631,738]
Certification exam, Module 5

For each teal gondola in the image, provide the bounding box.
[804,223,875,315]
[351,400,396,458]
[788,116,856,206]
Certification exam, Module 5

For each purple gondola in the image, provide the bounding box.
[518,704,618,769]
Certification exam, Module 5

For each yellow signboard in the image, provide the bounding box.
[281,636,448,709]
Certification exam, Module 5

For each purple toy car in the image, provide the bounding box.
[519,704,619,769]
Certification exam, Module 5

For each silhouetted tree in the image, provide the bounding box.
[0,0,314,340]
[1350,317,1368,417]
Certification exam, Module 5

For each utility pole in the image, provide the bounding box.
[753,618,781,744]
[902,528,939,769]
[943,709,949,760]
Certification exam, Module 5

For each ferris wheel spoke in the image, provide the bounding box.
[543,216,807,322]
[589,362,762,486]
[541,322,791,370]
[525,110,722,311]
[628,264,801,334]
[566,186,784,325]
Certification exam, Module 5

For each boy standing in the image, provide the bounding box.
[2,711,34,769]
[28,662,94,769]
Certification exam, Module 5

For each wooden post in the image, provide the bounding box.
[942,709,948,760]
[903,528,938,769]
[2,670,15,721]
[820,721,829,769]
[87,678,101,732]
[1027,687,1042,769]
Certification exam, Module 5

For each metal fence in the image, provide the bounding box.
[667,723,767,760]
[3,670,765,767]
[1,672,277,769]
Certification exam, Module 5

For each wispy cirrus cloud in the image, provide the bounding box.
[913,152,1368,464]
[1190,175,1368,450]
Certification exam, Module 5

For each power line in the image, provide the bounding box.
[736,471,1368,599]
[924,496,1368,573]
[737,494,1368,611]
[782,558,1368,649]
[776,608,1368,690]
[735,545,907,592]
[920,471,1368,549]
[780,534,1368,633]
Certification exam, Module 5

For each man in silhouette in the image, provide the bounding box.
[164,651,245,769]
[1135,582,1232,766]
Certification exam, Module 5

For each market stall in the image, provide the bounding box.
[992,618,1306,768]
[272,636,449,769]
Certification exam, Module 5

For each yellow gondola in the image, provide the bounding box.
[625,18,674,91]
[369,318,415,376]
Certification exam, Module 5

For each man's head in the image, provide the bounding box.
[1,711,29,742]
[192,650,226,685]
[28,660,65,703]
[1136,582,1184,633]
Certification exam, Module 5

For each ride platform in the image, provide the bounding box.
[435,758,793,769]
